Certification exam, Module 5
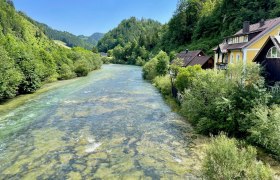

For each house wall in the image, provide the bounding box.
[254,40,280,83]
[245,24,280,62]
[228,50,243,64]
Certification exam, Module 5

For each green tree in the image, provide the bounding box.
[155,51,169,76]
[0,47,23,100]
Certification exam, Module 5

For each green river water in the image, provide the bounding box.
[0,64,201,179]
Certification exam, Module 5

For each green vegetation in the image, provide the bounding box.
[142,51,169,80]
[99,0,280,61]
[22,15,103,50]
[160,0,280,54]
[0,0,102,101]
[97,17,162,64]
[203,134,274,179]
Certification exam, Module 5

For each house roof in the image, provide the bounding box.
[176,50,202,66]
[188,56,213,67]
[173,50,212,67]
[235,17,280,36]
[215,17,280,52]
[253,36,280,62]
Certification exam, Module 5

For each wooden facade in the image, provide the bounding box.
[254,36,280,83]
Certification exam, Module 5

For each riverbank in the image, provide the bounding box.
[0,69,100,116]
[152,77,280,178]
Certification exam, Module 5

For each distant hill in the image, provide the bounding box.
[18,14,102,50]
[97,17,161,53]
[35,22,96,50]
[78,33,104,47]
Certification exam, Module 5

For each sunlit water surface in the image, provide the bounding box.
[0,65,200,179]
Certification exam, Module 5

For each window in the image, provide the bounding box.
[236,54,240,63]
[266,46,280,58]
[244,35,248,42]
[230,54,234,63]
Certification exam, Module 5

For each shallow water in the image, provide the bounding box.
[0,64,200,179]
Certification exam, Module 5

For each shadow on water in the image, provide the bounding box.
[0,64,202,179]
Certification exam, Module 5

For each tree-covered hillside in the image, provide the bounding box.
[99,0,280,64]
[30,21,96,50]
[0,0,102,101]
[19,12,103,50]
[160,0,280,54]
[79,33,104,46]
[97,17,162,65]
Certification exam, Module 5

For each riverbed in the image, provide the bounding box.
[0,64,203,179]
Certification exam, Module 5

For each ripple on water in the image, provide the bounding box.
[0,65,202,179]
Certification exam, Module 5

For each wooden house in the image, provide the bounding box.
[214,17,280,69]
[173,50,214,69]
[253,36,280,83]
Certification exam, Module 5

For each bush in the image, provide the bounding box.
[153,75,172,96]
[175,65,202,92]
[155,51,169,76]
[142,57,158,80]
[203,134,274,179]
[135,56,146,66]
[181,70,234,134]
[142,50,169,80]
[58,64,76,80]
[18,57,42,94]
[180,63,271,136]
[247,105,280,157]
[0,47,23,99]
[74,60,90,77]
[101,56,113,64]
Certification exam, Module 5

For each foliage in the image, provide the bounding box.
[153,75,172,96]
[155,51,170,76]
[181,69,234,134]
[158,0,280,54]
[142,51,169,80]
[143,58,158,80]
[169,57,184,77]
[0,46,23,99]
[203,134,274,179]
[0,0,102,101]
[180,63,270,136]
[247,105,280,157]
[97,17,161,65]
[175,65,202,92]
[21,14,103,50]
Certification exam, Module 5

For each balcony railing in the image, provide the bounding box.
[216,63,228,70]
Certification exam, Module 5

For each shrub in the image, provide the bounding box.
[142,57,158,80]
[181,70,234,134]
[74,60,90,77]
[142,50,169,80]
[18,57,42,94]
[101,56,113,64]
[175,65,202,92]
[155,51,169,76]
[135,56,146,66]
[0,47,23,99]
[153,75,172,96]
[203,134,274,179]
[247,105,280,157]
[58,64,76,80]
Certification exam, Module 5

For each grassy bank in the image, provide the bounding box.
[0,75,82,115]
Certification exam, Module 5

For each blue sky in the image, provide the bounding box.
[13,0,177,36]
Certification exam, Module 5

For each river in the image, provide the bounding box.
[0,64,201,179]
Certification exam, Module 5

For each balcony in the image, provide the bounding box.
[216,62,228,70]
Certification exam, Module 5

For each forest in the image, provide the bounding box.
[0,0,102,101]
[98,0,280,63]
